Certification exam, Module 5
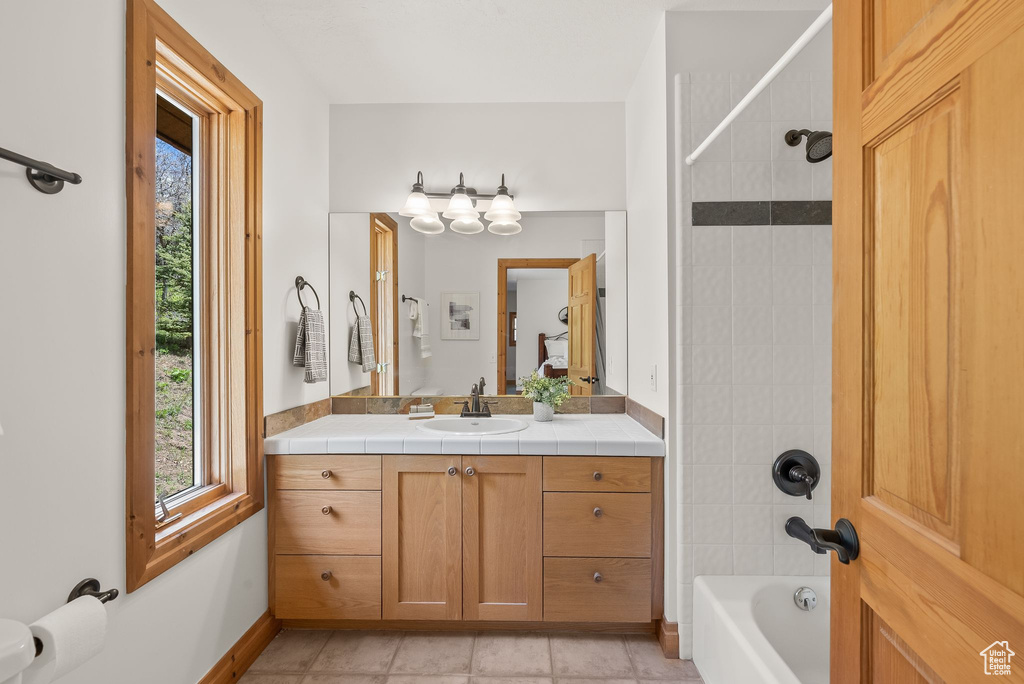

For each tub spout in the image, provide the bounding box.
[785,516,860,564]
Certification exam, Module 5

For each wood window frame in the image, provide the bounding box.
[496,258,578,394]
[126,0,263,592]
[369,213,399,394]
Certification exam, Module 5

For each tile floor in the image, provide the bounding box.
[242,630,704,684]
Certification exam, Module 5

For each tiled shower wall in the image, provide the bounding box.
[674,71,833,658]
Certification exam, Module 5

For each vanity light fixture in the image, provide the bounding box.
[401,171,521,236]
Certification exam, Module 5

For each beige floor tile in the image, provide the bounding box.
[302,676,388,684]
[389,631,475,674]
[554,679,637,684]
[250,630,331,673]
[310,631,404,674]
[238,674,303,684]
[472,633,552,676]
[386,677,469,684]
[549,635,634,679]
[475,678,554,684]
[624,635,702,681]
[637,680,702,684]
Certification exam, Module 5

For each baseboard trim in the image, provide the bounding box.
[281,618,655,634]
[198,610,282,684]
[657,619,679,659]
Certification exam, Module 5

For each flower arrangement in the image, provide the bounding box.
[519,371,572,409]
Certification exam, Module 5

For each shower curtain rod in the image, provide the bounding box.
[684,3,832,166]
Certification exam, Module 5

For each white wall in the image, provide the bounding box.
[625,16,670,417]
[328,213,372,395]
[0,2,328,683]
[667,11,832,659]
[514,274,569,382]
[396,217,429,394]
[329,103,626,213]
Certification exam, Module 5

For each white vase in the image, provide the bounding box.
[533,402,554,422]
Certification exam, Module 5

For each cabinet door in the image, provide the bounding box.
[463,456,543,621]
[382,455,462,620]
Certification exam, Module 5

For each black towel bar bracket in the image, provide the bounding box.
[350,290,367,316]
[295,275,320,310]
[68,578,118,605]
[0,145,82,195]
[401,294,419,303]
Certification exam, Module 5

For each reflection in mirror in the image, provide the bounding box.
[329,211,627,397]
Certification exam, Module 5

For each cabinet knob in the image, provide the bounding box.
[593,506,603,518]
[593,572,603,583]
[321,470,332,479]
[321,570,332,581]
[321,505,332,515]
[447,466,457,476]
[593,471,602,481]
[465,466,476,477]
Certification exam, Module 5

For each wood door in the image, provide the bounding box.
[834,2,1024,682]
[382,455,462,620]
[567,254,597,396]
[370,213,398,394]
[462,456,542,621]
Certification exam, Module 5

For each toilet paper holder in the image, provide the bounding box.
[67,579,118,606]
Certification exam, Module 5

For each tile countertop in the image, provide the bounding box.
[264,414,665,457]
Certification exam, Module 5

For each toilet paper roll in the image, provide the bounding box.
[23,596,106,684]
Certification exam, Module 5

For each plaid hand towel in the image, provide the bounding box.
[292,307,327,383]
[348,314,376,373]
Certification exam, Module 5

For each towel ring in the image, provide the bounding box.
[350,290,367,316]
[295,276,320,310]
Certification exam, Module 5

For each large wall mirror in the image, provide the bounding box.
[329,211,627,397]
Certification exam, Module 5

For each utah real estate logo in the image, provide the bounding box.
[980,641,1015,676]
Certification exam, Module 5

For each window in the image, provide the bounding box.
[126,0,263,592]
[509,312,517,346]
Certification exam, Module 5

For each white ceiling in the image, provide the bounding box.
[245,0,831,104]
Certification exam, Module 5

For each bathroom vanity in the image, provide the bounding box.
[264,414,664,630]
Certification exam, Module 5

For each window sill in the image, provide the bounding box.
[131,490,262,591]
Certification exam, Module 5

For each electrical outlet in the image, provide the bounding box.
[649,364,657,392]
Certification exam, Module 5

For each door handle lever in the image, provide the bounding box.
[785,517,859,564]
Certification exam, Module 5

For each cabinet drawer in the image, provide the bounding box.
[275,491,381,555]
[543,457,650,492]
[275,555,381,620]
[274,454,381,490]
[543,557,651,622]
[543,492,651,557]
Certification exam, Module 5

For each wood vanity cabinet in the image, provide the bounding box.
[269,453,661,628]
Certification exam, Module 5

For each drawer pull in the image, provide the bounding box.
[465,466,476,477]
[321,570,332,581]
[448,466,457,476]
[321,470,332,479]
[593,506,603,518]
[321,505,332,515]
[593,572,603,583]
[593,471,602,481]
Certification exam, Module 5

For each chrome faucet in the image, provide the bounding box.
[460,380,492,418]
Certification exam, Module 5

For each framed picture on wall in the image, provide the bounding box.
[440,291,480,340]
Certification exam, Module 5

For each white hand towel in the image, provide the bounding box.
[416,301,431,358]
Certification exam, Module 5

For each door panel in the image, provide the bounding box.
[834,1,1024,682]
[567,254,596,396]
[382,455,462,620]
[462,456,542,621]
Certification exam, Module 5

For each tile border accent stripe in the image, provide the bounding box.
[264,398,331,437]
[626,397,665,439]
[692,200,831,226]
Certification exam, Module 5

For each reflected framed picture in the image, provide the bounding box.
[440,291,480,340]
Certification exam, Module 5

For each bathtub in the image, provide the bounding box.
[693,575,830,684]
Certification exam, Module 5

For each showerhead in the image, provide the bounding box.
[785,129,832,163]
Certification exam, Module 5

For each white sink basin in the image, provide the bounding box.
[416,417,529,436]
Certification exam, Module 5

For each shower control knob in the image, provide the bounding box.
[321,470,332,479]
[321,505,332,515]
[593,572,603,583]
[593,507,603,518]
[593,471,602,481]
[321,570,332,582]
[465,466,476,477]
[448,466,457,476]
